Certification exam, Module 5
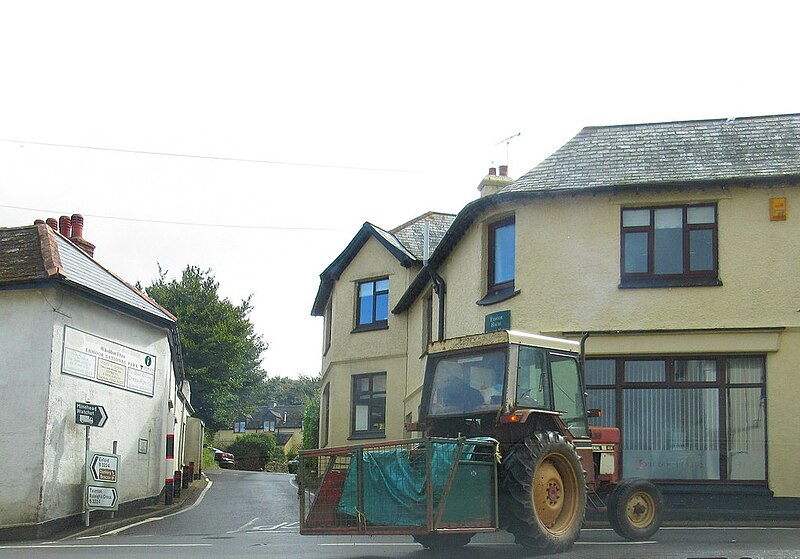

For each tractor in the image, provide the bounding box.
[298,330,663,554]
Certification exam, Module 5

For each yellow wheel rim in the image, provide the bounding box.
[625,490,656,529]
[532,455,580,533]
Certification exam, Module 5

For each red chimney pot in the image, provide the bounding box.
[71,214,84,238]
[489,167,497,176]
[34,219,45,225]
[499,165,508,177]
[59,215,72,238]
[46,218,58,231]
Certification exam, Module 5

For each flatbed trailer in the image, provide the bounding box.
[298,437,499,538]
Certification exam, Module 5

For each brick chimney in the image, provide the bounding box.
[69,214,96,257]
[477,165,513,197]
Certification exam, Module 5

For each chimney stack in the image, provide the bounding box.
[38,213,96,257]
[477,165,513,197]
[68,213,96,257]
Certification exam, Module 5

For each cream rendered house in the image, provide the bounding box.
[311,214,455,447]
[314,114,800,498]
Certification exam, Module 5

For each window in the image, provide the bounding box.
[351,373,386,438]
[428,349,505,417]
[621,204,719,288]
[423,290,433,353]
[320,383,330,447]
[585,355,766,482]
[355,278,389,331]
[323,299,332,354]
[488,217,515,293]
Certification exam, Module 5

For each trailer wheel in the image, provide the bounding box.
[412,533,473,549]
[607,478,663,540]
[500,431,586,554]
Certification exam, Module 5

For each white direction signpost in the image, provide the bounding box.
[90,453,119,483]
[87,486,118,509]
[86,452,120,511]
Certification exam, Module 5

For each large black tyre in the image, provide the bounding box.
[500,431,587,554]
[607,478,664,540]
[412,533,474,549]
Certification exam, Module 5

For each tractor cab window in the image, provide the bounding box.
[428,349,505,417]
[516,347,552,409]
[550,354,589,439]
[517,347,589,439]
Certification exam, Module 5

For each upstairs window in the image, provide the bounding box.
[621,204,719,288]
[355,277,389,331]
[488,216,515,293]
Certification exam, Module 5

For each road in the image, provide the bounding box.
[1,469,799,558]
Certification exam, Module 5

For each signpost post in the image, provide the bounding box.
[75,402,114,526]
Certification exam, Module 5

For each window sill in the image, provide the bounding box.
[348,432,386,441]
[351,322,389,334]
[476,287,521,306]
[619,277,722,289]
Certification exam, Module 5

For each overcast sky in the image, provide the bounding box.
[2,2,798,379]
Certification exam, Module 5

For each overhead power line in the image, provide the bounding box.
[0,137,414,173]
[0,204,343,231]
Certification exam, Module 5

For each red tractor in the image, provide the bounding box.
[299,330,663,554]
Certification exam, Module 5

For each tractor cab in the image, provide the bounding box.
[417,330,590,441]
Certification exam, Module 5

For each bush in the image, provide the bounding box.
[228,432,283,471]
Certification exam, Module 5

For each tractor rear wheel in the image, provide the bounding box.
[412,533,473,549]
[500,431,586,554]
[607,478,663,540]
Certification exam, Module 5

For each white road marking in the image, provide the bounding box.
[319,543,419,547]
[227,517,260,533]
[97,477,214,537]
[0,544,213,549]
[249,521,301,532]
[575,541,657,546]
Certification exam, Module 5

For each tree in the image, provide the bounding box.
[146,265,267,432]
[264,374,320,405]
[302,396,320,450]
[228,432,283,471]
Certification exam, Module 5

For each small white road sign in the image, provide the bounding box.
[90,453,119,483]
[87,486,118,509]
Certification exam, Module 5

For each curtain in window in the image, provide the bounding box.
[623,388,719,480]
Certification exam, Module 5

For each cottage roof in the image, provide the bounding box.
[311,212,456,316]
[394,113,800,313]
[505,113,800,194]
[0,224,174,325]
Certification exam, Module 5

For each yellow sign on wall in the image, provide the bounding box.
[770,197,787,221]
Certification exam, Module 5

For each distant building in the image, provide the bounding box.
[0,216,195,540]
[314,114,800,498]
[214,403,304,456]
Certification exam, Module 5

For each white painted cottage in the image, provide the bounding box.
[0,216,196,539]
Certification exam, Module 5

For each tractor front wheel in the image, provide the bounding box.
[607,478,664,540]
[500,431,587,554]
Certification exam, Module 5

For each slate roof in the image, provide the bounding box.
[311,212,456,316]
[390,212,456,261]
[247,404,304,430]
[395,113,800,313]
[0,224,174,325]
[505,113,800,194]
